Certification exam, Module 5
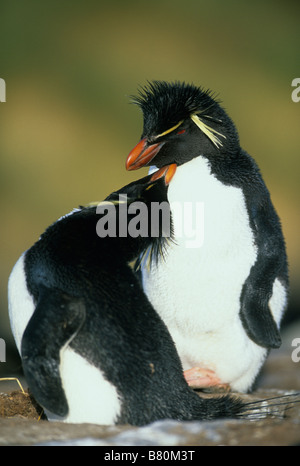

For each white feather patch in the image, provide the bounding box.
[45,347,121,425]
[8,252,35,354]
[141,156,271,392]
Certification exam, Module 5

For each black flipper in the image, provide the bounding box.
[240,192,287,349]
[21,285,85,416]
[240,278,282,349]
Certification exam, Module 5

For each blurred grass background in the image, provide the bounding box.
[0,0,299,377]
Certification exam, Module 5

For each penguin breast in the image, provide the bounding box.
[141,156,260,389]
[144,156,257,330]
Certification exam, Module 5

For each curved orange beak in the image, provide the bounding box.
[126,138,164,171]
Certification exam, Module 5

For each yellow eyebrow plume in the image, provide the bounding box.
[157,120,184,138]
[191,114,226,148]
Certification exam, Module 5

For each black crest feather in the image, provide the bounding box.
[131,80,220,137]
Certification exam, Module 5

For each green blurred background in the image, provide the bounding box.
[0,0,299,377]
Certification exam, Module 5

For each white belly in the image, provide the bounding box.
[46,347,121,425]
[143,157,266,391]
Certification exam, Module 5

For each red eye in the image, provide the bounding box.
[177,129,186,135]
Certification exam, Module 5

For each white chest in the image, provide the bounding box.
[142,157,260,389]
[143,157,257,328]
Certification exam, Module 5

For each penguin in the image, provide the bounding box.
[126,80,289,393]
[8,167,256,426]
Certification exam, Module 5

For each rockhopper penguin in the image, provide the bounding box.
[8,168,255,425]
[126,80,289,393]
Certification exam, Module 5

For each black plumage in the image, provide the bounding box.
[9,80,290,424]
[20,175,249,425]
[131,80,240,161]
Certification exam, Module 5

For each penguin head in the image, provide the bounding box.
[102,165,175,265]
[106,163,176,205]
[126,80,240,171]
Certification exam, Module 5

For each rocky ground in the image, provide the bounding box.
[0,341,300,446]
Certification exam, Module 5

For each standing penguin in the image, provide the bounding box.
[8,168,253,425]
[126,80,289,393]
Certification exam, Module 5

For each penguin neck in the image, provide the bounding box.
[166,156,212,246]
[167,156,210,203]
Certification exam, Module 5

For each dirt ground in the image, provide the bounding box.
[0,386,300,446]
[0,389,43,420]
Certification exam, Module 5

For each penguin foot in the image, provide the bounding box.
[183,367,230,392]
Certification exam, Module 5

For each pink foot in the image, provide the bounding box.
[184,367,230,392]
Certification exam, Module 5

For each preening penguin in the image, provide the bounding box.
[126,81,289,393]
[8,169,254,426]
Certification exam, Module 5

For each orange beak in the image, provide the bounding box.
[126,138,164,171]
[149,164,177,185]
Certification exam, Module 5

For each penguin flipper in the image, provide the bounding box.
[239,196,287,349]
[239,282,281,349]
[21,286,85,416]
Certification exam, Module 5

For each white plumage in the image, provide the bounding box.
[143,157,287,392]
